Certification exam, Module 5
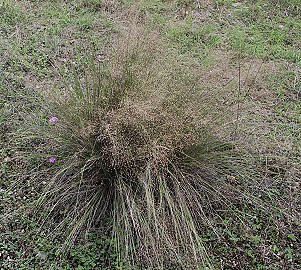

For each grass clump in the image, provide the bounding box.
[12,23,270,269]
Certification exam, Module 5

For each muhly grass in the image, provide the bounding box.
[11,24,280,269]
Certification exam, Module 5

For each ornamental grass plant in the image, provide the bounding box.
[12,23,273,269]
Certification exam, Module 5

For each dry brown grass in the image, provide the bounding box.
[9,22,246,269]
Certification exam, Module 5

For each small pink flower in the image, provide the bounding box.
[49,157,56,163]
[49,116,58,123]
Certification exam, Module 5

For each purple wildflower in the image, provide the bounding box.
[49,157,56,163]
[49,116,58,123]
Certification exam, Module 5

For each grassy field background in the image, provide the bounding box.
[0,0,300,269]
